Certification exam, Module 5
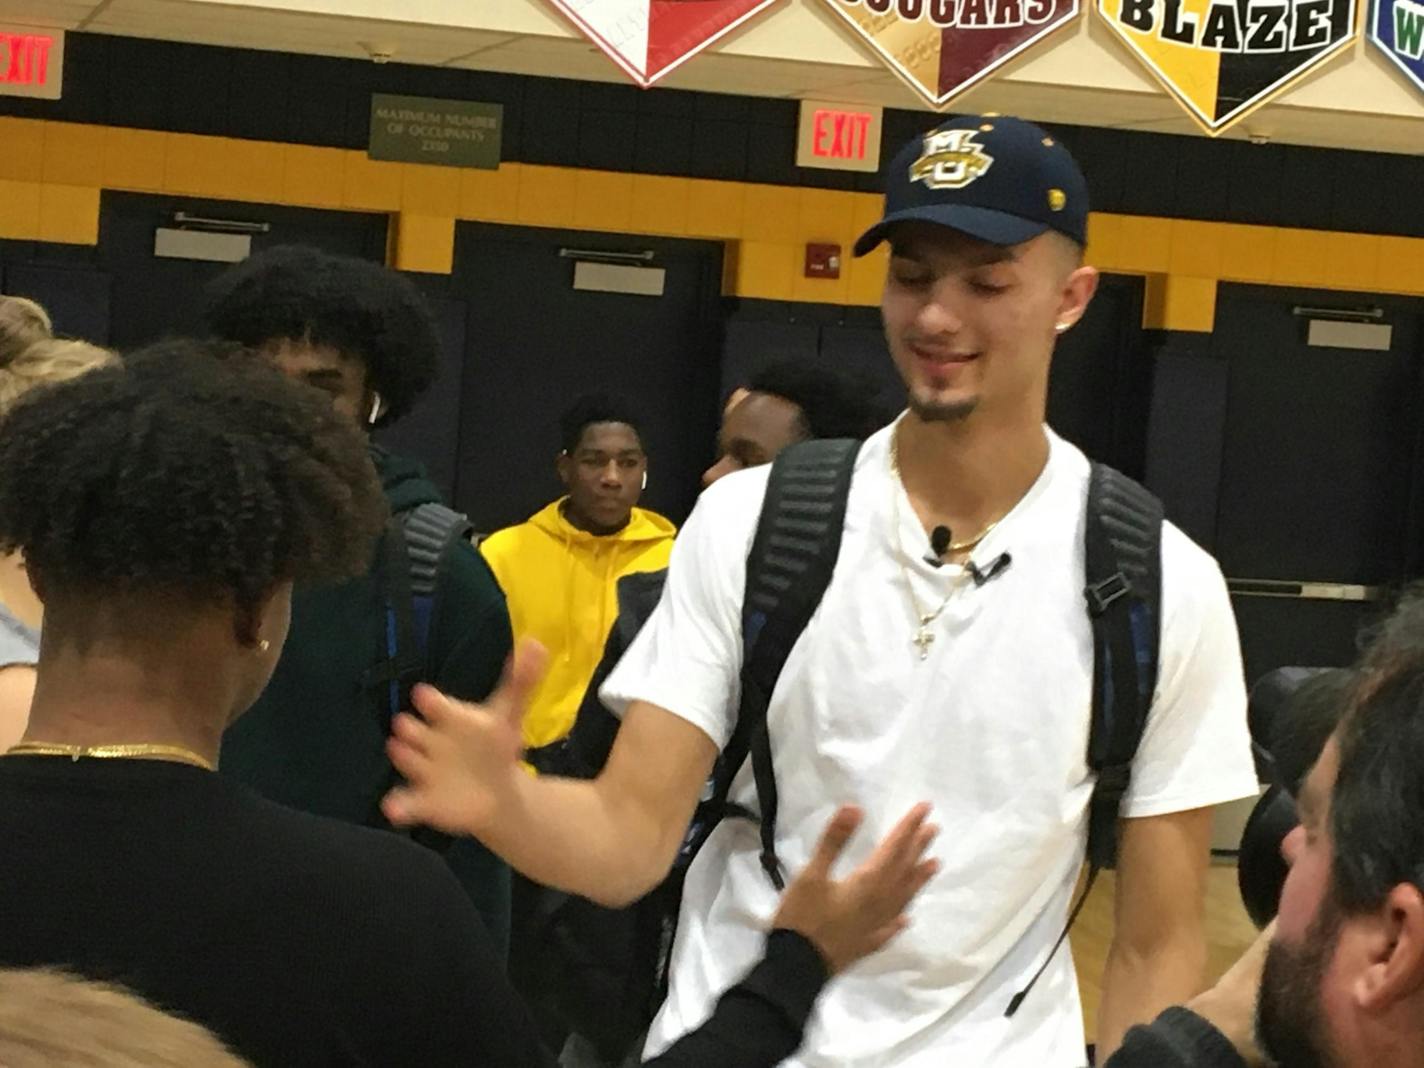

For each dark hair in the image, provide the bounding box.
[0,339,387,625]
[747,361,890,441]
[202,245,440,426]
[559,393,645,454]
[1328,590,1424,913]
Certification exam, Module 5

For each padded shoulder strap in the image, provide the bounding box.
[721,438,861,889]
[1083,463,1164,871]
[400,502,476,599]
[365,503,474,726]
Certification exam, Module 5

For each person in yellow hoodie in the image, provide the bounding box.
[481,393,675,767]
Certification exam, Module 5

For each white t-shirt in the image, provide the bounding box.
[601,423,1257,1067]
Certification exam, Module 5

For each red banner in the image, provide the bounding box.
[546,0,779,87]
[817,0,1081,107]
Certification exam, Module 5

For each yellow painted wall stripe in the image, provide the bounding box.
[2,117,1422,327]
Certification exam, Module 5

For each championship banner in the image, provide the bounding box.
[815,0,1081,108]
[1369,0,1424,95]
[1098,0,1358,133]
[544,0,779,87]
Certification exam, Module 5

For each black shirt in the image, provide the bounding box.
[0,757,827,1067]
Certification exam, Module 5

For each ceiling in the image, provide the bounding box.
[5,0,1424,154]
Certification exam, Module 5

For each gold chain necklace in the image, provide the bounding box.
[5,742,215,772]
[889,427,999,660]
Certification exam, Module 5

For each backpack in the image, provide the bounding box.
[363,501,475,846]
[530,438,1164,1058]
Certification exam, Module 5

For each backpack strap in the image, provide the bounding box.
[1005,463,1163,1019]
[364,517,420,731]
[365,502,475,726]
[1083,463,1163,872]
[364,502,475,846]
[718,438,861,891]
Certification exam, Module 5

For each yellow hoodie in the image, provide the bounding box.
[481,499,676,752]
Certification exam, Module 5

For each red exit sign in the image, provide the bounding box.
[796,100,882,173]
[0,27,63,100]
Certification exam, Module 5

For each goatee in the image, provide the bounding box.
[908,394,978,423]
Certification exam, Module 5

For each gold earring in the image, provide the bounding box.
[258,639,270,653]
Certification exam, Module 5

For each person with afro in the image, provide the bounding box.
[202,246,515,954]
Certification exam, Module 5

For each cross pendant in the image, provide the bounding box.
[913,627,935,660]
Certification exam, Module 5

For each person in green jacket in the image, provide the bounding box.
[203,245,514,955]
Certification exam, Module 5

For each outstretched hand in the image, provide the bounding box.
[381,639,548,838]
[772,803,939,975]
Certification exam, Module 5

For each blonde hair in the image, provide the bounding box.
[0,968,251,1067]
[0,296,53,364]
[0,337,116,418]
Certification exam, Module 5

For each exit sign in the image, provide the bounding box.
[0,27,62,100]
[795,101,883,174]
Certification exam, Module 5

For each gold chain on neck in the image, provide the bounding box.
[5,742,215,772]
[889,425,980,660]
[890,425,1000,555]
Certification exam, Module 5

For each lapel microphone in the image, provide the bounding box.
[924,525,952,567]
[968,553,1013,587]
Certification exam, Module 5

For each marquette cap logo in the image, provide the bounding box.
[909,129,994,190]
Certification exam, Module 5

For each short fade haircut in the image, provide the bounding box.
[559,392,645,455]
[0,338,387,629]
[1328,590,1424,913]
[202,245,440,426]
[747,360,891,441]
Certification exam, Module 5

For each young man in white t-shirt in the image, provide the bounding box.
[380,114,1259,1066]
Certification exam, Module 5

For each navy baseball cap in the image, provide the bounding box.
[853,115,1089,257]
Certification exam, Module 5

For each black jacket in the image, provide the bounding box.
[543,567,668,777]
[1104,1007,1251,1068]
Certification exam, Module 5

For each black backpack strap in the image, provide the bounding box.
[363,503,475,850]
[402,502,476,600]
[1006,463,1163,1019]
[1083,463,1163,872]
[365,502,475,722]
[363,517,421,730]
[719,438,861,890]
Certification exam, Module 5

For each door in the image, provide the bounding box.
[452,223,724,531]
[97,192,388,350]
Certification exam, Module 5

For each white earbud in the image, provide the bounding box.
[367,392,384,425]
[1054,322,1070,334]
[641,471,649,491]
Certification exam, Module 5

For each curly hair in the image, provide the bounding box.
[559,392,645,454]
[0,338,116,419]
[201,245,440,426]
[0,296,53,365]
[0,339,388,625]
[748,360,890,441]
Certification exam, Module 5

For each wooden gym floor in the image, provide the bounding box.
[1070,861,1260,1042]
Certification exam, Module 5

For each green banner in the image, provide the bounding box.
[368,94,503,169]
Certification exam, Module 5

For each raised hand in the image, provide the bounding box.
[772,803,939,975]
[381,639,548,838]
